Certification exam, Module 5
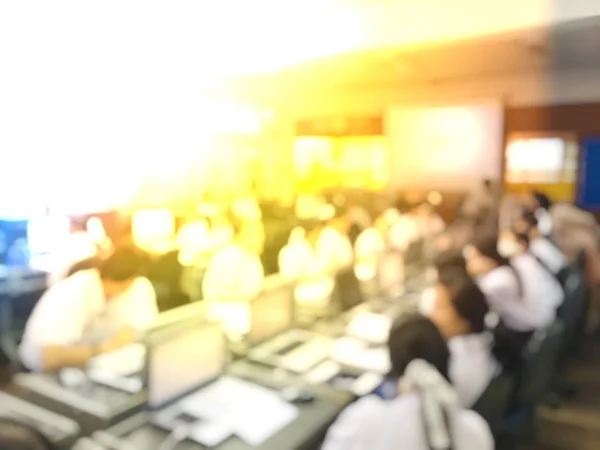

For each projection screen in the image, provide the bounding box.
[385,102,504,191]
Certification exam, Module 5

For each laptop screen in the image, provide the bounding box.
[248,283,294,345]
[335,267,365,312]
[147,322,227,409]
[147,302,205,333]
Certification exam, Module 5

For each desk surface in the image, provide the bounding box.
[105,363,352,450]
[109,394,347,450]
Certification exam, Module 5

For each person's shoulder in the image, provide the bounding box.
[453,408,494,447]
[131,276,154,293]
[338,395,387,422]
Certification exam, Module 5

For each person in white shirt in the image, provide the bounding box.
[387,203,421,252]
[316,208,354,272]
[46,219,101,287]
[202,215,265,335]
[354,214,388,282]
[532,191,553,236]
[19,247,158,372]
[466,233,562,335]
[517,212,567,277]
[414,202,446,239]
[322,314,493,450]
[429,267,500,407]
[278,227,313,279]
[283,222,335,311]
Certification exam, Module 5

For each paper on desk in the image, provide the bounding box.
[181,376,298,446]
[305,360,341,384]
[331,338,390,374]
[188,420,233,448]
[346,312,391,344]
[352,372,384,396]
[89,343,146,376]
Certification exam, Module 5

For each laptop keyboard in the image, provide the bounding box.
[273,340,306,356]
[280,337,334,373]
[0,392,79,444]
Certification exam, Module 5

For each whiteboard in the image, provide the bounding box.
[385,103,503,191]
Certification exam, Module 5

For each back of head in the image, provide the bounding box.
[439,268,489,333]
[434,249,467,276]
[99,246,147,282]
[521,211,538,231]
[470,233,508,267]
[388,314,450,379]
[533,191,552,211]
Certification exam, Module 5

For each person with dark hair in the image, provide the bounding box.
[433,249,467,278]
[519,212,567,277]
[429,268,500,407]
[19,246,158,372]
[202,211,265,336]
[531,190,553,235]
[465,233,562,335]
[322,314,493,450]
[316,206,354,271]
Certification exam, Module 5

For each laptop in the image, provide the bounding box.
[0,391,81,448]
[148,320,298,447]
[246,280,334,374]
[334,265,366,313]
[148,321,233,447]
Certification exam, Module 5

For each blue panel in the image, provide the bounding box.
[578,138,600,210]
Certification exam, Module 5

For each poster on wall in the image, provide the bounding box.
[385,102,504,191]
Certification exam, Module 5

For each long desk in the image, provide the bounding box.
[9,372,147,434]
[96,361,353,450]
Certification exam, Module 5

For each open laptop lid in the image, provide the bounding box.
[146,301,206,335]
[247,279,296,346]
[145,320,228,411]
[334,265,366,312]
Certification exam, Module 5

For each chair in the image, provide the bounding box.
[0,418,54,450]
[472,371,515,433]
[556,254,588,355]
[498,320,565,445]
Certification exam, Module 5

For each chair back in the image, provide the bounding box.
[472,371,515,432]
[557,259,588,353]
[517,319,564,405]
[0,418,54,450]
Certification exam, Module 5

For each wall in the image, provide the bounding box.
[279,67,600,119]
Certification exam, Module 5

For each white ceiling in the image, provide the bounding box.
[221,16,600,97]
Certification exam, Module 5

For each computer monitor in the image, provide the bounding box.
[247,281,295,346]
[147,301,206,334]
[147,322,227,410]
[334,266,365,312]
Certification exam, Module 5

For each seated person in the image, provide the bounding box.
[531,190,553,236]
[316,207,354,271]
[202,214,265,334]
[387,203,420,252]
[354,214,388,281]
[47,219,100,286]
[420,249,467,315]
[322,314,493,450]
[517,212,567,277]
[288,222,336,310]
[278,227,313,279]
[175,217,212,267]
[465,233,562,337]
[414,201,446,239]
[429,267,500,407]
[19,247,158,372]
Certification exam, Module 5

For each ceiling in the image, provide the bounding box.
[220,16,600,98]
